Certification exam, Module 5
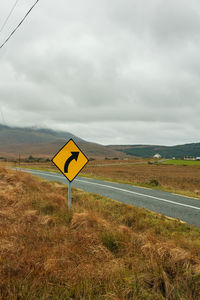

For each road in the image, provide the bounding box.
[15,168,200,227]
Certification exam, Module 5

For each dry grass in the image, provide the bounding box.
[0,167,200,299]
[16,159,200,198]
[83,162,200,197]
[15,159,200,198]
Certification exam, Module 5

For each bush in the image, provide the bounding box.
[149,179,159,186]
[100,231,122,254]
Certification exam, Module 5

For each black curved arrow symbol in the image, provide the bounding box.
[64,151,79,173]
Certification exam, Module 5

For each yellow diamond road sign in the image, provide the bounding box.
[52,139,89,182]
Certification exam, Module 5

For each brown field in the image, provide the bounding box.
[0,167,200,299]
[83,161,200,197]
[6,158,200,198]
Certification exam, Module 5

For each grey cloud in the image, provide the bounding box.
[0,0,200,145]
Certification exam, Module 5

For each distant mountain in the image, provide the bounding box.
[1,124,199,159]
[108,143,200,158]
[0,124,84,145]
[0,124,126,159]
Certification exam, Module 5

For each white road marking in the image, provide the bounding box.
[172,193,200,200]
[21,168,200,211]
[75,179,200,211]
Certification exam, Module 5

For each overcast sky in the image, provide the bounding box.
[0,0,200,145]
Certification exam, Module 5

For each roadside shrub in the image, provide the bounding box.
[100,231,122,254]
[122,212,137,227]
[149,179,159,186]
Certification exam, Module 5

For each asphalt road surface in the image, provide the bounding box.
[15,168,200,227]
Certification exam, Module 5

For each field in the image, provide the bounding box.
[7,158,200,198]
[0,167,200,299]
[162,159,200,166]
[82,160,200,198]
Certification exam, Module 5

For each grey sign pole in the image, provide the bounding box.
[68,182,71,210]
[51,139,89,210]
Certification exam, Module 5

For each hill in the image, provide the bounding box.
[0,124,84,144]
[0,124,126,159]
[1,124,199,159]
[108,143,200,158]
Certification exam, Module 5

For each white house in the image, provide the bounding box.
[153,153,161,159]
[184,156,195,161]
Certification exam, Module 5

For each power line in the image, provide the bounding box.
[0,0,21,36]
[0,0,40,49]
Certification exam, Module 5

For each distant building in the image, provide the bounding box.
[196,157,200,161]
[184,156,195,161]
[153,153,161,159]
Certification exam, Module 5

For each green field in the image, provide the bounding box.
[162,159,200,166]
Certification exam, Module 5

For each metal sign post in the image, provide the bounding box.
[52,138,89,210]
[68,181,71,210]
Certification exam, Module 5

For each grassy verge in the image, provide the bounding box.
[0,167,200,299]
[17,164,57,173]
[162,159,200,166]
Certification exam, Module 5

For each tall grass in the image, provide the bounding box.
[0,167,200,299]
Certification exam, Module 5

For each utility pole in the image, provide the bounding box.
[19,153,21,169]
